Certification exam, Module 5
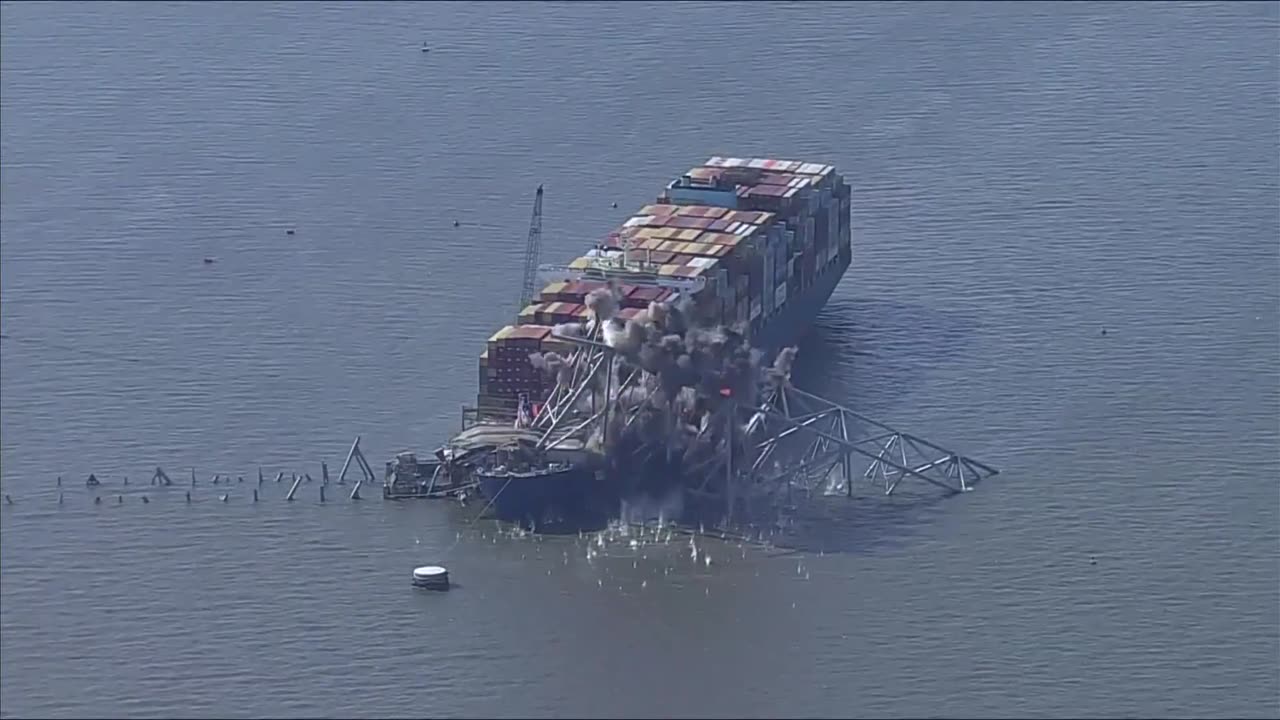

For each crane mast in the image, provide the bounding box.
[518,185,544,312]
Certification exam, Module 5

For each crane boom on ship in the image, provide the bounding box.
[517,185,544,312]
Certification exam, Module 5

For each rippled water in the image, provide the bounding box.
[2,2,1277,718]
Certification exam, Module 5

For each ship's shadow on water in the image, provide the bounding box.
[790,296,982,414]
[757,296,982,555]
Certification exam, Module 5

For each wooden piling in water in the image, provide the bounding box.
[286,475,302,501]
[354,444,376,484]
[336,436,361,485]
[0,443,392,511]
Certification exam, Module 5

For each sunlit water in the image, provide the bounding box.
[2,2,1277,718]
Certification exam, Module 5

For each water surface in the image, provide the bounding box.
[2,2,1277,718]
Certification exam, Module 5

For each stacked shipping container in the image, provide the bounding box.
[475,157,852,415]
[684,157,852,321]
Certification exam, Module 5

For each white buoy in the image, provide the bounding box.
[412,565,450,591]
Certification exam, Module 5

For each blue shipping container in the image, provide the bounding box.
[665,185,739,209]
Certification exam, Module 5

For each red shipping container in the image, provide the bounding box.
[629,286,665,304]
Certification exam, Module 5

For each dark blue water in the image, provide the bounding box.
[2,2,1277,718]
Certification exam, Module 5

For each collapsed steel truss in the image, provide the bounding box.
[524,330,998,523]
[741,383,998,499]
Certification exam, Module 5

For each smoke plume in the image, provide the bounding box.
[528,290,800,498]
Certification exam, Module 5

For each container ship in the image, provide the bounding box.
[453,156,852,528]
[477,157,851,416]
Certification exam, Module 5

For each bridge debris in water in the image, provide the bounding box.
[411,313,998,533]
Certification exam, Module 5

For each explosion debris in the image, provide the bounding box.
[526,282,799,502]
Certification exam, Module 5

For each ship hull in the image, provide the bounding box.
[476,465,616,532]
[753,250,850,354]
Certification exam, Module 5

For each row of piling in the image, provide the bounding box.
[2,484,361,506]
[1,437,377,508]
